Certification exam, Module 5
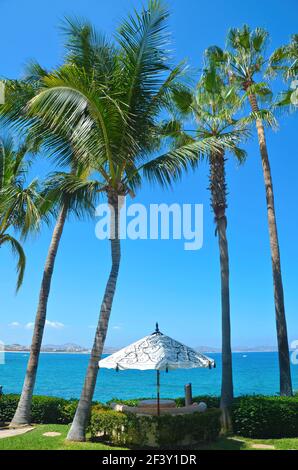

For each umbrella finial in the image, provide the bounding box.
[152,322,161,335]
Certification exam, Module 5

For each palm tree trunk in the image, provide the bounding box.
[209,151,233,432]
[218,215,233,431]
[67,191,121,441]
[10,202,68,426]
[248,93,292,396]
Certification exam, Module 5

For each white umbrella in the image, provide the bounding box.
[99,323,216,415]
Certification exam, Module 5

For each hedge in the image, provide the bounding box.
[0,394,79,424]
[232,395,298,438]
[108,394,298,439]
[90,408,221,447]
[1,394,298,439]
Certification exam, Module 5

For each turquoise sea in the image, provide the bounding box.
[1,352,297,402]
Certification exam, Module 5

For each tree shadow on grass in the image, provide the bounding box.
[108,437,247,451]
[186,437,247,451]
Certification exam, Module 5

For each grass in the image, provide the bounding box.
[203,436,298,450]
[246,437,298,450]
[0,425,125,450]
[0,424,298,450]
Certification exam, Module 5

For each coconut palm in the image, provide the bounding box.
[10,160,102,426]
[169,66,248,431]
[1,64,105,426]
[0,136,42,290]
[208,26,292,396]
[24,2,221,441]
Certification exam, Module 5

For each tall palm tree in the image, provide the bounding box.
[170,66,248,431]
[26,2,220,441]
[1,63,104,427]
[10,162,102,426]
[208,26,293,396]
[0,136,42,290]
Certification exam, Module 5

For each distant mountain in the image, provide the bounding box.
[4,343,89,353]
[4,343,119,354]
[233,346,278,352]
[5,343,289,354]
[42,343,88,352]
[195,345,281,353]
[4,343,28,352]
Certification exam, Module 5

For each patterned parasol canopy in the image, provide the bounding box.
[98,323,215,371]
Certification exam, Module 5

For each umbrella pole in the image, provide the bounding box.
[157,370,160,416]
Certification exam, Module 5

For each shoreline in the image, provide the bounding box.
[4,350,90,354]
[3,349,281,354]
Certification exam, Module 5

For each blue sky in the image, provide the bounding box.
[0,0,297,349]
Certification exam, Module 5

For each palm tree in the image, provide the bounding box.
[1,64,104,427]
[208,26,293,396]
[10,162,102,426]
[25,2,220,441]
[0,136,42,290]
[195,71,248,431]
[170,66,248,431]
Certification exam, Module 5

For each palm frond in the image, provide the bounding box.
[268,34,298,79]
[139,137,223,188]
[243,109,278,129]
[0,134,46,237]
[114,0,173,161]
[0,234,26,291]
[244,82,272,103]
[0,79,39,129]
[24,61,49,83]
[27,65,128,175]
[42,170,103,219]
[62,16,117,81]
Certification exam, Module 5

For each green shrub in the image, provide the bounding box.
[0,394,79,424]
[0,394,107,424]
[0,394,18,423]
[232,395,298,438]
[176,395,298,439]
[100,394,298,440]
[90,409,129,441]
[157,409,221,445]
[90,408,221,447]
[1,393,298,440]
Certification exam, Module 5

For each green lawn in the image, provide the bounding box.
[0,425,297,450]
[0,425,125,450]
[201,436,298,450]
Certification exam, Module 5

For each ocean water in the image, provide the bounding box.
[0,352,297,402]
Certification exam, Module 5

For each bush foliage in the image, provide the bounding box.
[232,395,298,438]
[90,408,221,447]
[1,393,298,440]
[0,394,79,424]
[107,394,298,439]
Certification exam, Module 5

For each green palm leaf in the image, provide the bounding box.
[0,234,26,291]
